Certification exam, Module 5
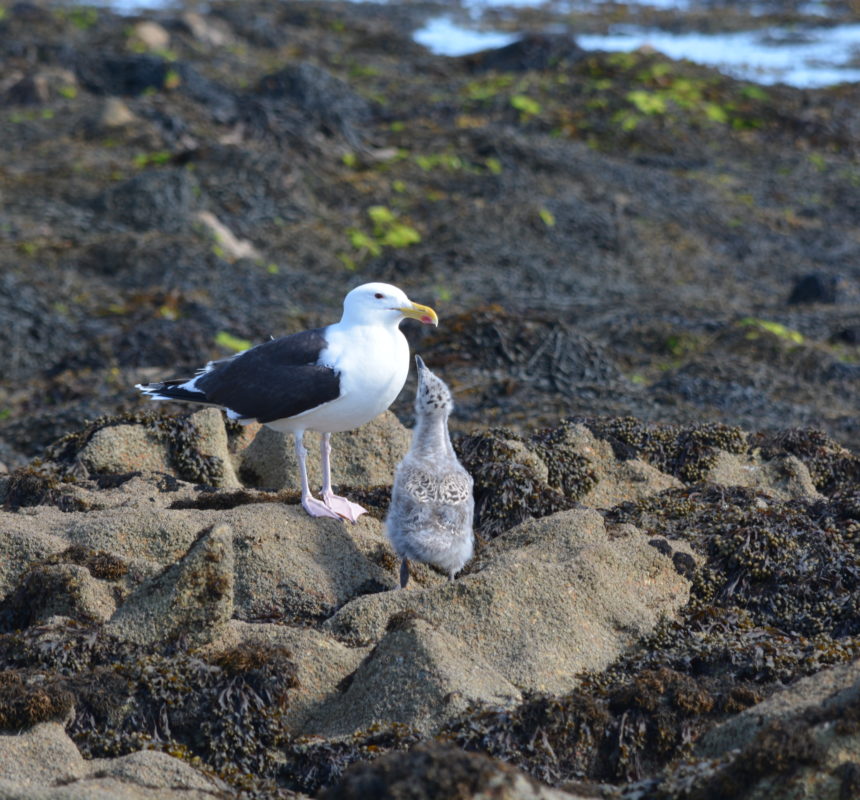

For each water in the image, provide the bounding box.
[413,17,519,55]
[64,0,860,87]
[414,16,860,87]
[575,23,860,87]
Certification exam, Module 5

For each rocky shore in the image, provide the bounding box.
[2,0,860,797]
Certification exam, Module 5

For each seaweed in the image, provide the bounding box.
[579,417,748,484]
[0,620,299,794]
[607,485,860,637]
[0,670,74,730]
[280,724,422,795]
[453,427,576,538]
[46,409,229,486]
[2,462,86,512]
[316,741,539,800]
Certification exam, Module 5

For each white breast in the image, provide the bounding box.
[267,322,410,434]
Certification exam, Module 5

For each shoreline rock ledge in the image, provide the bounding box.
[0,406,851,799]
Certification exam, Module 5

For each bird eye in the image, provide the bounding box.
[374,293,384,299]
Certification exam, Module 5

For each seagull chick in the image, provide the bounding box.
[386,355,474,588]
[136,282,438,522]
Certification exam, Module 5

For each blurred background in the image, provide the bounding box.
[1,0,859,468]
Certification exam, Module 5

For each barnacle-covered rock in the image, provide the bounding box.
[581,417,748,484]
[75,408,240,488]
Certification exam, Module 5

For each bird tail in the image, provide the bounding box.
[136,379,210,405]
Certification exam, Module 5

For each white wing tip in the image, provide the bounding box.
[135,383,166,400]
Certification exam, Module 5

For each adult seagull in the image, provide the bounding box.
[136,282,438,522]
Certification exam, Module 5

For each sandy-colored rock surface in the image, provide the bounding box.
[703,450,821,500]
[307,615,522,736]
[0,723,88,787]
[326,508,691,694]
[699,657,860,758]
[239,410,411,490]
[0,723,230,800]
[80,409,240,488]
[565,423,683,508]
[106,522,235,647]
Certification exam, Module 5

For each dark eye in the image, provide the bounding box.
[374,292,384,299]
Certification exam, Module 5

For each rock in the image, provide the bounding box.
[60,505,211,563]
[319,741,588,800]
[0,484,397,622]
[455,420,680,539]
[1,68,77,106]
[832,325,860,345]
[99,97,138,128]
[129,21,170,51]
[0,723,228,800]
[0,528,67,599]
[462,33,586,73]
[79,409,240,488]
[649,657,860,800]
[561,423,682,508]
[229,504,395,621]
[202,619,369,734]
[179,12,232,47]
[698,657,860,758]
[0,564,117,629]
[182,408,241,488]
[788,272,841,304]
[505,438,550,484]
[76,54,169,96]
[194,210,261,261]
[254,62,371,145]
[80,424,171,475]
[239,411,411,491]
[307,615,521,737]
[326,508,691,694]
[83,749,226,794]
[0,723,87,787]
[106,522,234,647]
[95,168,199,233]
[703,450,821,500]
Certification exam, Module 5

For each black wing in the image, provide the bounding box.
[195,327,341,423]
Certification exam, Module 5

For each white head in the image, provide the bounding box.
[414,355,453,417]
[341,282,438,328]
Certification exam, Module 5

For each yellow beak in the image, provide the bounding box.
[398,301,438,327]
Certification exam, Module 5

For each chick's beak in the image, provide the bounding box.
[398,301,438,327]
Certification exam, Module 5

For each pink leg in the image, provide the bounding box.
[320,432,367,523]
[294,432,340,520]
